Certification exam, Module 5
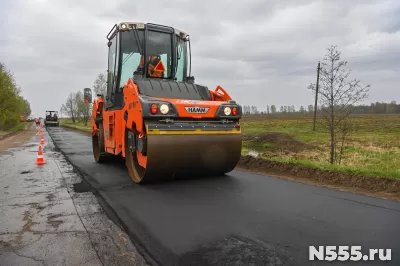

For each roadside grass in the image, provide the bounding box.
[0,122,30,137]
[241,114,400,179]
[59,118,91,131]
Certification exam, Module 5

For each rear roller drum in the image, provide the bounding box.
[92,123,109,163]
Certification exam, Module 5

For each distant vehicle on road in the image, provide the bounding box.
[44,110,59,127]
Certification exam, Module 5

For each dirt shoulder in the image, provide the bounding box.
[0,123,36,152]
[59,125,400,202]
[238,156,400,202]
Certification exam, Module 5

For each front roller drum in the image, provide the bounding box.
[125,133,242,184]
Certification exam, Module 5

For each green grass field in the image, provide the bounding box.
[242,114,400,179]
[0,122,29,137]
[59,114,400,179]
[59,118,91,131]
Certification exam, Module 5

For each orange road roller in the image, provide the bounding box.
[85,22,243,184]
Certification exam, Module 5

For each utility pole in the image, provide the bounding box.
[313,61,320,131]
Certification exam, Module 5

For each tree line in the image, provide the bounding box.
[242,101,400,115]
[59,73,107,125]
[60,91,92,126]
[0,62,31,130]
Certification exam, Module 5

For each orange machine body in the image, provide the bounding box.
[91,79,237,160]
[89,21,242,184]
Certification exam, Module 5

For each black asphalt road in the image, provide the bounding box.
[47,126,400,266]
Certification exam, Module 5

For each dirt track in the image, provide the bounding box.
[0,123,36,152]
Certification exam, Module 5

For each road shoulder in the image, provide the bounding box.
[0,123,35,150]
[0,125,148,265]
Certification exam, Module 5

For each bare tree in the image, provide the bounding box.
[308,45,370,164]
[75,91,92,125]
[61,92,78,123]
[93,73,107,96]
[307,104,314,113]
[251,105,259,114]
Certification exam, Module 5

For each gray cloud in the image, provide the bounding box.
[1,0,399,116]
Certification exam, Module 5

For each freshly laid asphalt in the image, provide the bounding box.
[47,126,400,266]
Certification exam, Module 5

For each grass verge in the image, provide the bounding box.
[59,118,91,132]
[241,114,400,180]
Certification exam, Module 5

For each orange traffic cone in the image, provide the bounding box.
[38,145,43,152]
[40,138,45,145]
[35,150,46,165]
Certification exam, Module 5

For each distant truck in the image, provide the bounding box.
[44,111,59,127]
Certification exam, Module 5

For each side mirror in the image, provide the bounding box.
[84,88,92,103]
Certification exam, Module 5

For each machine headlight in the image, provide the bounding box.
[160,104,169,114]
[224,107,231,115]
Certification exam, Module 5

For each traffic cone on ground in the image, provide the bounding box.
[40,138,45,145]
[38,145,43,152]
[35,149,46,165]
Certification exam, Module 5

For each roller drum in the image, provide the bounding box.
[143,134,242,181]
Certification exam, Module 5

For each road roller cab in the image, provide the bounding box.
[89,22,243,184]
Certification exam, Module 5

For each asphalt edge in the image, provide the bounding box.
[45,126,168,266]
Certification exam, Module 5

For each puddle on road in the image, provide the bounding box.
[47,214,64,228]
[46,193,56,201]
[73,181,91,193]
[52,146,61,152]
[21,170,34,174]
[22,143,39,148]
[68,151,94,156]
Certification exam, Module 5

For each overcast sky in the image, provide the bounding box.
[1,0,399,116]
